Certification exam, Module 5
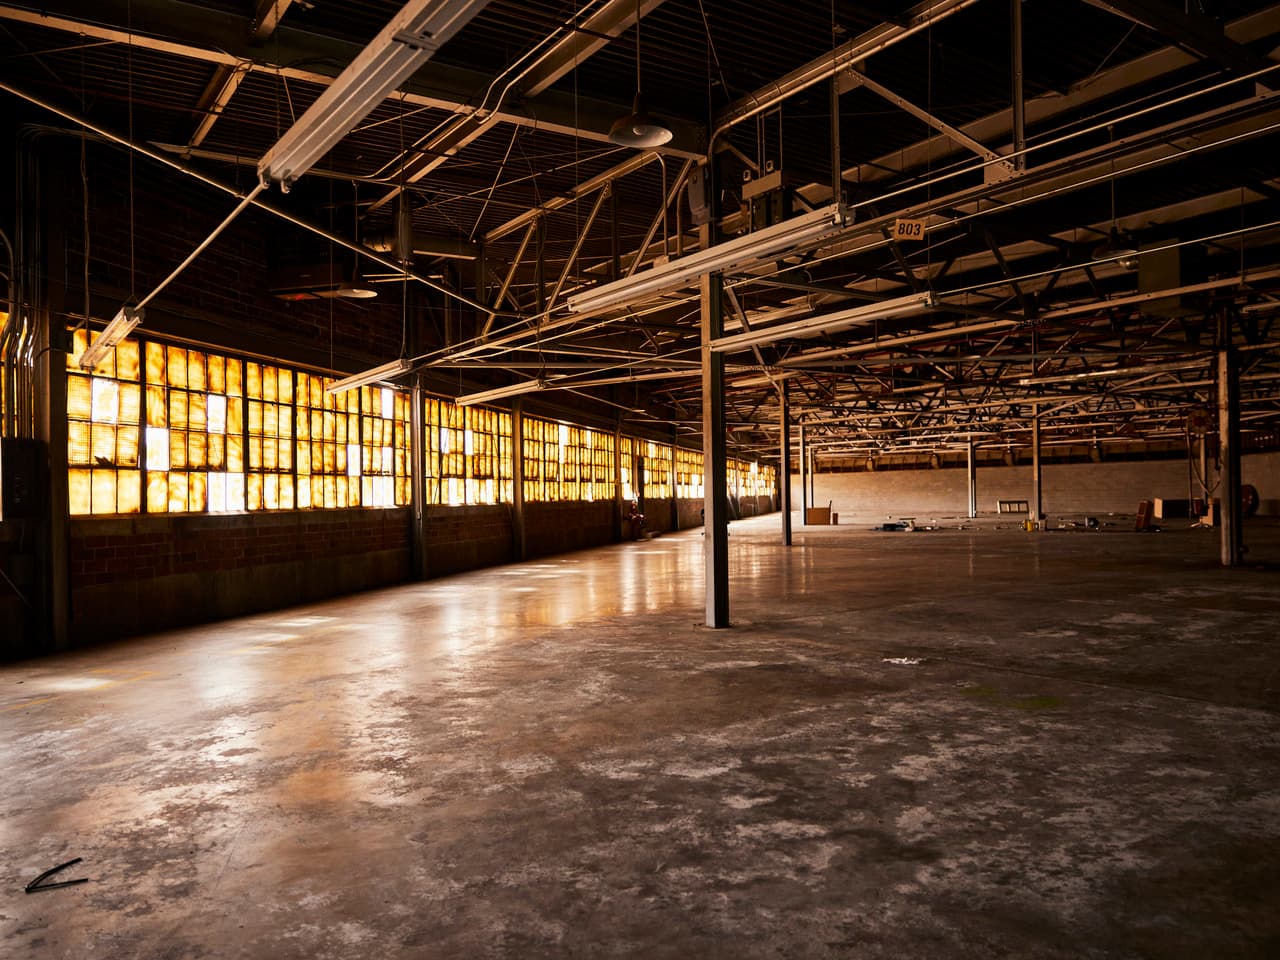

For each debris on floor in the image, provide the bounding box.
[25,857,89,894]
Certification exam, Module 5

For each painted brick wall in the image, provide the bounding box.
[525,501,616,558]
[792,451,1280,523]
[69,508,411,641]
[424,504,514,576]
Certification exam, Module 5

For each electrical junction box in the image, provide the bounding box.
[0,438,45,521]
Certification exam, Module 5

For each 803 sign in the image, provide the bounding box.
[892,218,926,241]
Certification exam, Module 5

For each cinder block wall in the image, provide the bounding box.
[424,504,514,576]
[69,508,411,642]
[525,501,617,558]
[792,451,1280,522]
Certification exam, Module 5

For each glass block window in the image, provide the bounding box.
[244,362,295,511]
[296,373,357,509]
[642,439,673,501]
[523,416,614,503]
[143,343,245,513]
[521,416,554,502]
[359,386,409,507]
[675,447,704,499]
[584,427,615,503]
[69,327,412,516]
[619,436,634,502]
[67,329,142,515]
[423,397,512,505]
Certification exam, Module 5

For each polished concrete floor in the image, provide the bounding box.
[3,515,1279,958]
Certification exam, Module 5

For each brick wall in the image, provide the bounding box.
[424,504,514,575]
[69,508,411,641]
[525,501,616,558]
[792,451,1280,523]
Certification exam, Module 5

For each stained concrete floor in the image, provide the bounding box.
[2,515,1279,958]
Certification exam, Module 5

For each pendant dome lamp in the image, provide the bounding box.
[1093,128,1139,271]
[608,0,672,149]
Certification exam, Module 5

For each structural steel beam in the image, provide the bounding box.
[518,0,666,98]
[1084,0,1278,82]
[712,0,981,138]
[0,0,704,156]
[251,0,293,40]
[828,5,1280,191]
[844,68,1008,167]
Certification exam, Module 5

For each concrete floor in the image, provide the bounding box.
[3,515,1279,958]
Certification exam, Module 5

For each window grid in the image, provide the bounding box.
[144,342,246,514]
[296,373,358,509]
[67,329,142,515]
[423,397,512,505]
[675,447,704,499]
[359,386,409,507]
[642,440,673,501]
[620,437,635,502]
[522,417,614,503]
[245,362,295,511]
[69,328,412,516]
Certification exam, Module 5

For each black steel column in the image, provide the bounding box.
[410,381,427,579]
[798,423,807,523]
[1217,314,1243,565]
[967,437,978,518]
[779,383,792,546]
[511,397,527,562]
[701,242,729,628]
[1031,408,1043,529]
[612,413,623,541]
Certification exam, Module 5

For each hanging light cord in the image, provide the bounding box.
[634,0,642,99]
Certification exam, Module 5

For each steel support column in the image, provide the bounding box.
[967,437,978,518]
[1031,408,1043,528]
[613,413,623,541]
[410,380,427,579]
[670,430,680,531]
[512,397,527,562]
[701,232,730,628]
[1217,316,1244,565]
[798,423,808,522]
[780,384,792,546]
[40,163,71,650]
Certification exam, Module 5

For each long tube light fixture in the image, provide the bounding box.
[325,358,413,395]
[258,0,490,192]
[710,291,936,353]
[1016,358,1209,387]
[457,367,704,407]
[78,306,144,371]
[565,204,848,315]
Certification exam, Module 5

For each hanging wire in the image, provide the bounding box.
[127,0,136,302]
[79,37,89,334]
[693,0,728,106]
[398,90,409,361]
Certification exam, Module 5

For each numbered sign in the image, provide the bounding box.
[893,218,926,241]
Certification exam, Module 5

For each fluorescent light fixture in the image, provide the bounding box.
[325,358,413,395]
[456,367,704,407]
[710,291,935,353]
[1016,358,1208,387]
[566,204,848,315]
[78,306,143,370]
[258,0,490,191]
